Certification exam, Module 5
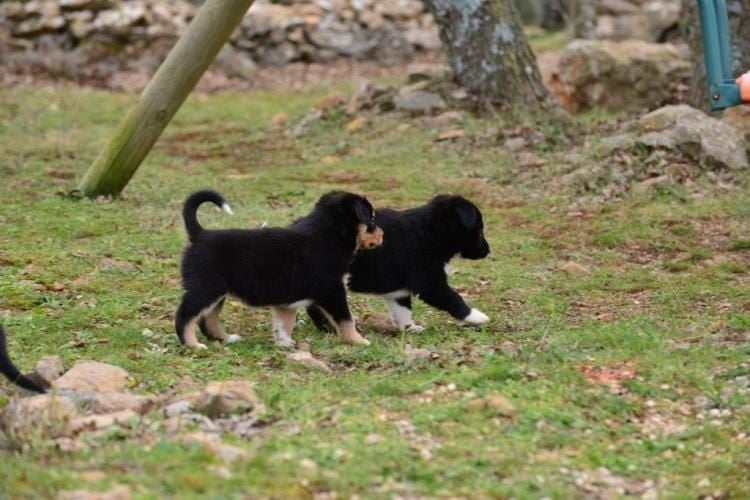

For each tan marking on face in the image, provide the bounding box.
[337,319,370,345]
[356,224,384,250]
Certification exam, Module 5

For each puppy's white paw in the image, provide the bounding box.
[463,308,489,325]
[224,334,242,344]
[275,337,296,349]
[405,324,425,333]
[191,342,208,350]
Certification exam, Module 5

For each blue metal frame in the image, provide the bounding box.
[696,0,742,110]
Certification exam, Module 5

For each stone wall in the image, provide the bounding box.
[574,0,682,43]
[0,0,440,80]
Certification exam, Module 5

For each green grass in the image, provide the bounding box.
[1,85,750,498]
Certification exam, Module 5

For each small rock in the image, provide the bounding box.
[53,361,129,392]
[164,400,193,417]
[179,432,250,464]
[504,137,527,152]
[466,394,516,417]
[100,258,136,272]
[424,110,464,128]
[287,351,332,373]
[86,392,153,414]
[193,380,260,418]
[35,355,65,385]
[66,409,138,435]
[215,45,256,80]
[346,79,377,114]
[365,433,381,444]
[299,458,318,472]
[560,261,591,276]
[56,484,131,500]
[404,344,432,362]
[406,63,451,83]
[395,90,446,114]
[634,175,669,193]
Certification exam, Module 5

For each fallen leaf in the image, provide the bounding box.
[287,351,332,373]
[436,129,465,141]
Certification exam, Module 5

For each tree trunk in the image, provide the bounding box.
[422,0,558,115]
[685,0,750,111]
[76,0,254,198]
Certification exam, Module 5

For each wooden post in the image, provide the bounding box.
[76,0,255,197]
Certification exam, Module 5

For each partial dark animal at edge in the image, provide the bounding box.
[176,189,383,350]
[0,325,46,393]
[307,194,490,333]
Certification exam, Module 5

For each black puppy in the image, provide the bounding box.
[176,190,383,349]
[0,325,46,393]
[307,195,490,332]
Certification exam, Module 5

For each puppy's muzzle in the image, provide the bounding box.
[357,224,384,250]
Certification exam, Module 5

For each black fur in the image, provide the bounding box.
[0,325,46,393]
[307,194,490,331]
[176,189,380,347]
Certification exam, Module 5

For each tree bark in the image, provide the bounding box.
[422,0,559,115]
[685,0,750,111]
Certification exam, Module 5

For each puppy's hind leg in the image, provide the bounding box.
[175,291,223,349]
[306,304,333,332]
[316,288,370,346]
[271,307,297,348]
[199,297,241,344]
[385,295,425,333]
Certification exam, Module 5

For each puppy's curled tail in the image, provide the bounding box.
[183,190,233,242]
[0,325,46,393]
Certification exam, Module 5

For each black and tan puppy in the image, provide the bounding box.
[176,190,383,349]
[307,195,490,333]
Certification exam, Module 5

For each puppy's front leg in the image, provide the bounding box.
[384,296,424,333]
[316,288,370,346]
[418,283,489,326]
[271,307,297,348]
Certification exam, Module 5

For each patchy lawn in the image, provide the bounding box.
[0,82,749,498]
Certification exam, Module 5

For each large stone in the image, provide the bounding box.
[556,39,690,112]
[599,105,749,171]
[35,356,65,385]
[85,391,154,414]
[5,394,78,438]
[53,361,129,392]
[575,0,681,42]
[66,409,138,435]
[635,105,749,170]
[192,380,260,418]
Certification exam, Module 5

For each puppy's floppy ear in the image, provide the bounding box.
[455,203,478,230]
[352,197,372,223]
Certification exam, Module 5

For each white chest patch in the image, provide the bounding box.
[342,273,352,288]
[382,289,410,300]
[444,263,452,275]
[286,299,313,309]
